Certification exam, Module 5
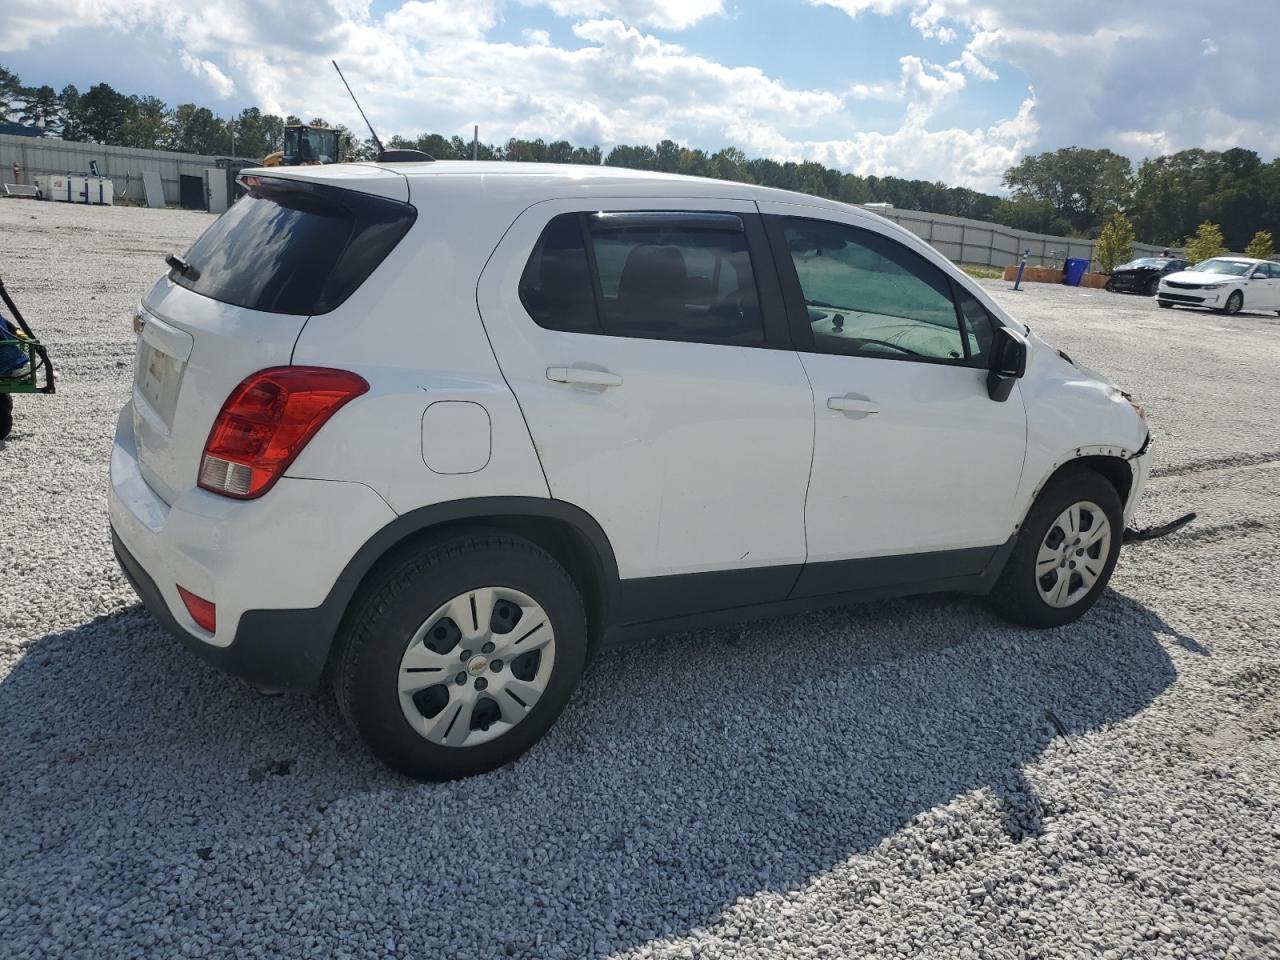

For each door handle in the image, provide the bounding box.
[827,395,880,416]
[546,366,623,387]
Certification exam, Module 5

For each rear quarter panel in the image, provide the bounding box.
[286,180,550,512]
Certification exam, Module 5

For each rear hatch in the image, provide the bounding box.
[132,170,416,505]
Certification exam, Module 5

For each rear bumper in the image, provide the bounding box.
[108,402,397,690]
[112,528,341,691]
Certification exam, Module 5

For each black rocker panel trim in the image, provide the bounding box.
[603,536,1016,648]
[609,539,1011,631]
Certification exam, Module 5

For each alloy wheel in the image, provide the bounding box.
[397,586,556,747]
[1035,501,1112,608]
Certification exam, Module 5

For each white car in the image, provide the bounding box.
[1157,256,1280,315]
[110,162,1151,780]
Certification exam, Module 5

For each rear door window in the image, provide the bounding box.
[171,176,416,316]
[518,211,764,345]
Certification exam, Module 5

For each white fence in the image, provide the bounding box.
[865,206,1175,270]
[0,134,221,206]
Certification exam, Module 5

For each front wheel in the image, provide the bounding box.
[1105,277,1116,292]
[1146,277,1161,296]
[332,533,588,780]
[989,468,1123,628]
[1157,300,1174,309]
[1222,290,1243,315]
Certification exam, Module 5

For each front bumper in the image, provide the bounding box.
[108,403,397,690]
[1159,287,1225,307]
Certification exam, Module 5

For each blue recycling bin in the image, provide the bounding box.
[1063,257,1090,286]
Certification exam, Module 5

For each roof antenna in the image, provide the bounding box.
[331,60,433,163]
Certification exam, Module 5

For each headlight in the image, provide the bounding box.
[1203,283,1226,289]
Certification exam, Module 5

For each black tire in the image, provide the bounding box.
[1104,277,1116,292]
[332,533,588,781]
[0,394,11,441]
[1157,300,1174,309]
[1146,277,1160,296]
[988,468,1123,629]
[1222,290,1243,315]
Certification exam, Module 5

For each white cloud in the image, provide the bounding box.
[384,0,500,39]
[523,0,723,31]
[816,0,1280,162]
[2,0,1276,196]
[178,51,236,98]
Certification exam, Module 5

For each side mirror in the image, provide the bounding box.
[987,326,1027,402]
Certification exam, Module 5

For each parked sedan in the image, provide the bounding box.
[1157,257,1280,315]
[1105,257,1187,296]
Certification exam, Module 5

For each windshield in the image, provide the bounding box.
[1190,259,1251,276]
[283,127,338,164]
[1122,258,1168,269]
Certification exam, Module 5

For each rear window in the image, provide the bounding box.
[171,177,416,316]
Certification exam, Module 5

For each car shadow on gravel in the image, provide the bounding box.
[1,588,1178,957]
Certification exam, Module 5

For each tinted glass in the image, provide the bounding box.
[173,177,416,316]
[782,219,965,361]
[953,287,996,361]
[587,215,763,344]
[518,214,597,332]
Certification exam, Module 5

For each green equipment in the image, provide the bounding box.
[0,276,56,441]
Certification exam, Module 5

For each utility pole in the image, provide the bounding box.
[473,125,479,161]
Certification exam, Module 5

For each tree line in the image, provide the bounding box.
[3,63,1278,251]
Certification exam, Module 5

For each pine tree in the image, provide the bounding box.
[1184,222,1226,265]
[1094,212,1135,273]
[1245,230,1275,261]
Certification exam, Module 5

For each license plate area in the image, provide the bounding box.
[134,319,190,430]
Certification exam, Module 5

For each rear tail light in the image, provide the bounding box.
[198,367,368,499]
[177,586,217,633]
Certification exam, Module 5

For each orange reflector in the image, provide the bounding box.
[177,586,216,633]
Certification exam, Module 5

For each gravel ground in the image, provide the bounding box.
[2,199,1278,960]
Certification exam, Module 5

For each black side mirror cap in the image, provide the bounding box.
[987,326,1028,402]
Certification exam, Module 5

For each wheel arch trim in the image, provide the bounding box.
[1017,444,1144,534]
[329,496,622,638]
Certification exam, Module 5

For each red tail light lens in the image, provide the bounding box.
[198,367,368,499]
[177,586,217,633]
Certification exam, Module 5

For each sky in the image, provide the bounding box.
[1,0,1275,193]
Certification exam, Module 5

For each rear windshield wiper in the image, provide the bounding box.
[165,253,200,281]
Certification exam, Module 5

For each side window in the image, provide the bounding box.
[781,218,966,362]
[586,213,763,344]
[517,211,764,345]
[518,214,597,333]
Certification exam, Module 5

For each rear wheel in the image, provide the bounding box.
[989,468,1123,628]
[332,533,588,780]
[1222,290,1243,315]
[0,394,11,441]
[1145,277,1160,296]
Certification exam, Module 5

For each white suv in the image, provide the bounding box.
[1157,255,1280,314]
[110,162,1151,780]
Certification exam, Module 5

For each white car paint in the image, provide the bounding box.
[1157,256,1280,312]
[108,161,1150,656]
